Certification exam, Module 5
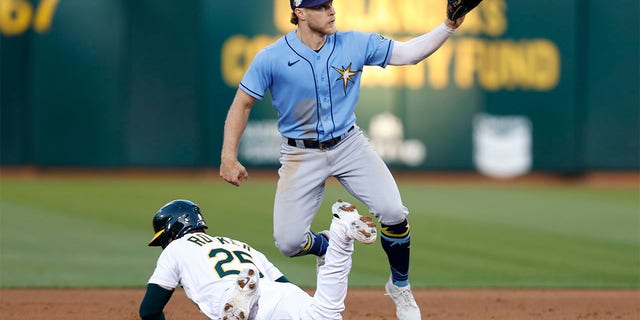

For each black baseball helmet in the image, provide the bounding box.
[148,199,208,248]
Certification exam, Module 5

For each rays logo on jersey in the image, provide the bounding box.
[333,63,361,94]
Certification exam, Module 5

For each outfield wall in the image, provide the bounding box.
[1,0,638,176]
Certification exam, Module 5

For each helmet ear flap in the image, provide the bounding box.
[168,219,186,238]
[149,226,171,248]
[157,231,171,249]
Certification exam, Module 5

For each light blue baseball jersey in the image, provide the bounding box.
[239,30,394,141]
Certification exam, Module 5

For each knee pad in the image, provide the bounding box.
[381,219,410,238]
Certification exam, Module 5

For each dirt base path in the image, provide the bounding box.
[1,288,638,320]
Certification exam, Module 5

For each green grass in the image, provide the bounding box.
[1,176,638,289]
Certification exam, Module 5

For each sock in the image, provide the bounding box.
[380,219,411,287]
[296,231,329,256]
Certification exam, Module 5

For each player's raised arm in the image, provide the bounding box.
[388,12,465,66]
[220,89,257,187]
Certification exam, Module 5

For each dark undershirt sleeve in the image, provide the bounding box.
[139,283,174,320]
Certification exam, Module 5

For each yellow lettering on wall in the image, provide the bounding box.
[473,39,560,91]
[221,35,561,91]
[425,42,453,89]
[528,39,560,90]
[32,0,59,33]
[227,1,560,91]
[221,34,280,86]
[480,0,507,37]
[362,67,399,87]
[477,40,503,91]
[0,0,59,36]
[0,0,33,36]
[454,38,480,89]
[371,0,399,33]
[395,1,434,34]
[221,35,249,87]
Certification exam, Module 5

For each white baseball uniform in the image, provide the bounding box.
[147,226,355,320]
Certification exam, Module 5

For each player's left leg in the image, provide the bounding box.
[329,128,421,320]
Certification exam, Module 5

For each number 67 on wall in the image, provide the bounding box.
[0,0,59,36]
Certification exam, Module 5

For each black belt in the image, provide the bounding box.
[287,126,354,150]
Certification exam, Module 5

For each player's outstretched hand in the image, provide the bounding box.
[220,159,249,187]
[446,0,482,29]
[445,15,465,29]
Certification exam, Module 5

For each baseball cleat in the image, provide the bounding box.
[385,277,421,320]
[222,268,260,320]
[331,199,377,244]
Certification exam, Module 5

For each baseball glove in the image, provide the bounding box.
[447,0,483,20]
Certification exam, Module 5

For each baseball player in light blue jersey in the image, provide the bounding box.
[220,1,466,319]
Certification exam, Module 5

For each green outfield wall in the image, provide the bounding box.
[1,0,638,175]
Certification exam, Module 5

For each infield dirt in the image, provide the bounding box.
[1,288,639,320]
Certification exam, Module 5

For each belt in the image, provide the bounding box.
[287,126,354,150]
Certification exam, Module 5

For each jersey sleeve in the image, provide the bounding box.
[363,32,394,68]
[250,248,284,281]
[148,248,181,290]
[239,48,272,100]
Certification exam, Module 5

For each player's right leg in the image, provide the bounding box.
[303,199,377,320]
[273,143,331,258]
